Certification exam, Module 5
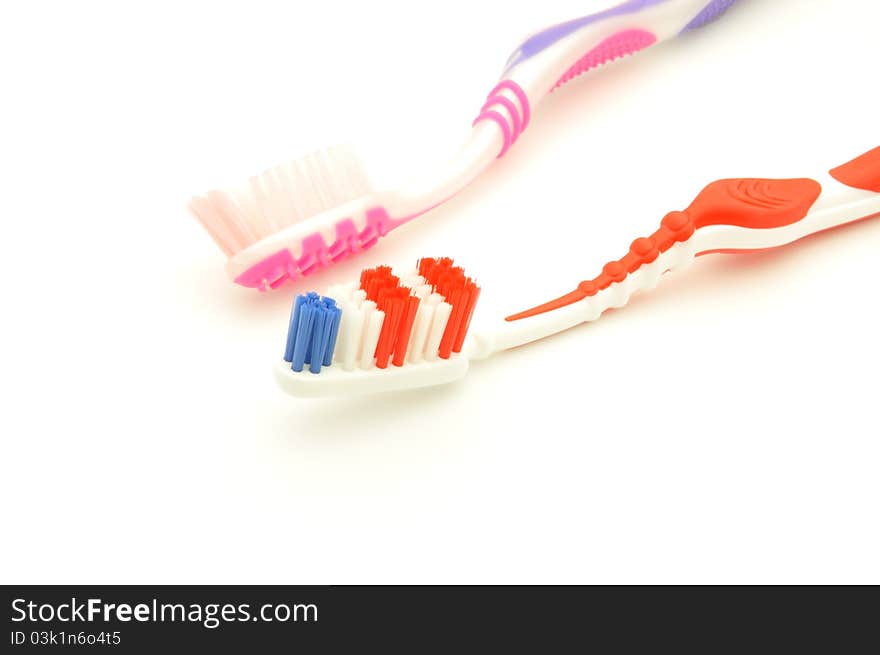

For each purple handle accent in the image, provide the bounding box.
[503,0,740,73]
[503,0,670,73]
[681,0,739,32]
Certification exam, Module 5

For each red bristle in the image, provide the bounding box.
[417,259,430,279]
[360,275,415,369]
[417,258,435,281]
[372,266,393,280]
[418,257,456,287]
[359,268,374,298]
[453,282,481,352]
[438,287,465,359]
[418,257,481,358]
[374,291,404,368]
[361,266,398,304]
[359,258,480,366]
[392,295,420,367]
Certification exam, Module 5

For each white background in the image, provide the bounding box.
[2,0,878,584]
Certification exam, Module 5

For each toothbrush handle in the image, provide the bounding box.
[475,1,740,157]
[506,0,734,74]
[830,146,880,193]
[491,146,880,353]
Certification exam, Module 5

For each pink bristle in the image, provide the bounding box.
[188,144,371,257]
[188,196,237,256]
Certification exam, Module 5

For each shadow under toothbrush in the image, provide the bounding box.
[267,381,465,444]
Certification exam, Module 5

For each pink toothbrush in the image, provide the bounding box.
[189,0,741,291]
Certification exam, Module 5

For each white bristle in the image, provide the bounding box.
[406,300,436,364]
[339,283,365,371]
[189,145,372,257]
[338,304,364,372]
[326,284,344,300]
[399,272,424,289]
[357,299,377,356]
[357,299,377,358]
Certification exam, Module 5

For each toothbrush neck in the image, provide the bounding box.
[378,122,501,223]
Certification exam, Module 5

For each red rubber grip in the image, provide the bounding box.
[684,178,821,229]
[506,177,822,322]
[830,146,880,192]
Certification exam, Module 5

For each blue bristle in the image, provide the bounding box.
[285,292,343,374]
[290,293,318,372]
[284,294,306,363]
[323,299,341,367]
[308,308,329,374]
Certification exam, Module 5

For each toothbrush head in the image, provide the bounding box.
[274,258,480,397]
[188,145,382,291]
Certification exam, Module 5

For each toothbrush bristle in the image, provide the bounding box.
[417,257,481,358]
[283,258,480,375]
[189,145,372,257]
[283,292,343,374]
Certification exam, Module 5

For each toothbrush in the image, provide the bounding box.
[189,0,742,292]
[275,145,880,397]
